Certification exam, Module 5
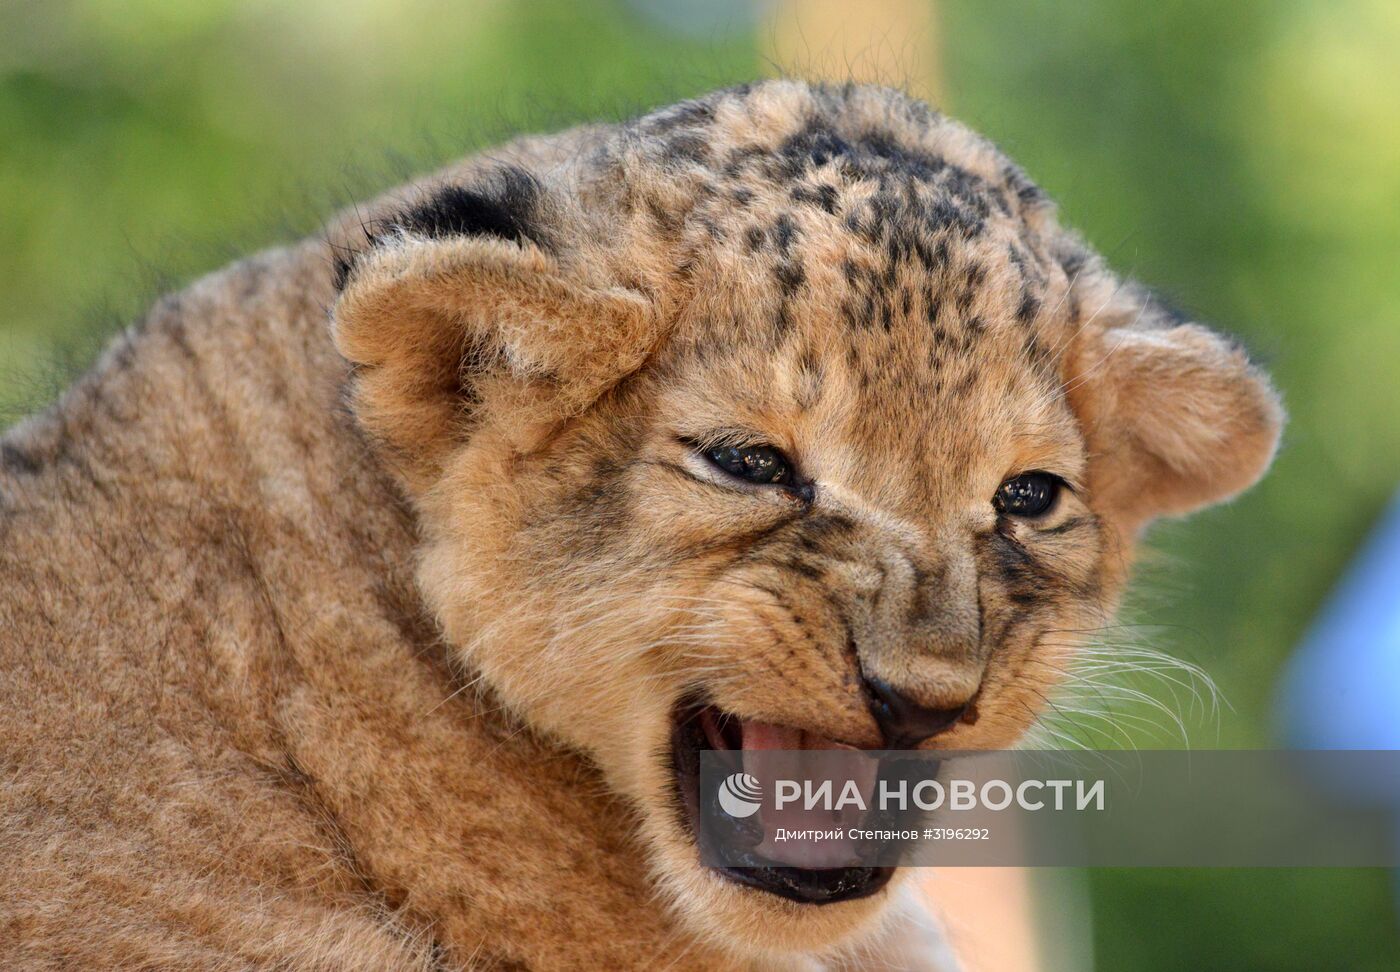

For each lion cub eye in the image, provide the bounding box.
[994,472,1062,518]
[704,444,793,486]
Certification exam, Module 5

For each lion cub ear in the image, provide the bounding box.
[330,168,659,493]
[1063,276,1283,532]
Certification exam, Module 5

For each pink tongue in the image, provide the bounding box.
[739,719,871,868]
[740,720,805,751]
[740,719,856,751]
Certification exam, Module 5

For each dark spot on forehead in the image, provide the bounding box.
[771,213,798,255]
[774,260,806,296]
[644,89,1072,411]
[779,126,855,173]
[661,133,710,165]
[928,197,984,240]
[777,123,953,185]
[790,183,840,214]
[698,217,725,242]
[1001,161,1046,210]
[644,96,716,133]
[723,143,767,178]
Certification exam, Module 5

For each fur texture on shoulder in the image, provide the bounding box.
[1,81,1280,970]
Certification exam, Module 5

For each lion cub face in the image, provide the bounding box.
[332,83,1280,954]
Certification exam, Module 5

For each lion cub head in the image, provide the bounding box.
[330,82,1281,955]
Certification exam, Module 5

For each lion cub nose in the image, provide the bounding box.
[864,676,973,749]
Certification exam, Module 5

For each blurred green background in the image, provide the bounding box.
[3,1,1397,969]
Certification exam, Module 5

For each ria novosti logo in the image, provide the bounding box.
[717,772,763,818]
[714,766,1107,817]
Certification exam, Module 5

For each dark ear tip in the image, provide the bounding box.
[331,252,355,292]
[393,166,546,250]
[328,227,382,293]
[330,166,546,294]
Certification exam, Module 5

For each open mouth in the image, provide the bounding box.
[670,699,894,905]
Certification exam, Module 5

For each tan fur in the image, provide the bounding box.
[0,82,1281,969]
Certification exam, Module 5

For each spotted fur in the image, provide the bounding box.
[0,82,1281,969]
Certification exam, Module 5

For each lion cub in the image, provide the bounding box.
[0,82,1279,969]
